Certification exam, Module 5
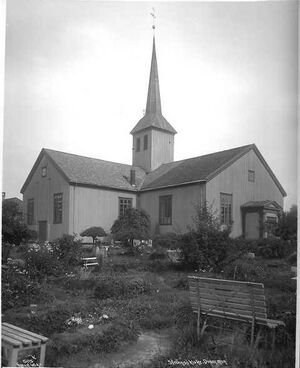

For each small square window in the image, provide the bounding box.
[143,135,148,150]
[42,167,47,177]
[248,170,255,182]
[136,138,140,152]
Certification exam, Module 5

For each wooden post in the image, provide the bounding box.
[8,347,19,367]
[39,343,46,366]
[197,306,200,341]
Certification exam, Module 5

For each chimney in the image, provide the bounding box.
[130,169,136,186]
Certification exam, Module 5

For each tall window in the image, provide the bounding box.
[27,199,34,225]
[143,134,148,150]
[119,197,132,216]
[220,193,232,226]
[136,137,140,152]
[53,193,63,224]
[248,170,255,182]
[159,195,172,225]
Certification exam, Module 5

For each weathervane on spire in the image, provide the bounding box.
[150,8,156,33]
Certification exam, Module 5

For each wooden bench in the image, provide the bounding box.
[188,276,285,347]
[2,322,48,367]
[81,257,99,267]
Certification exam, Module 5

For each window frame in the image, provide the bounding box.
[136,137,140,152]
[143,134,148,150]
[41,166,47,177]
[248,170,255,182]
[220,192,233,226]
[27,198,34,225]
[119,197,133,217]
[53,193,63,224]
[159,195,172,225]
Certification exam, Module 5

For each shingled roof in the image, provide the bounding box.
[21,149,147,193]
[21,144,286,197]
[140,144,286,196]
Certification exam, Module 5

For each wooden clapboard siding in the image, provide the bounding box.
[69,185,137,235]
[22,154,70,241]
[139,182,205,234]
[206,149,283,237]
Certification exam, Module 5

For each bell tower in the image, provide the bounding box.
[131,30,176,173]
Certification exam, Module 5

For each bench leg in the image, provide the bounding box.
[271,328,276,353]
[39,343,47,367]
[197,307,200,341]
[8,347,19,367]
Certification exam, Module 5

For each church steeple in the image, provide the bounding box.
[145,37,162,115]
[130,35,177,135]
[131,28,176,173]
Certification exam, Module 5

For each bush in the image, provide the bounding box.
[80,226,106,243]
[223,258,267,282]
[148,247,168,260]
[178,203,230,272]
[152,233,180,249]
[94,275,151,299]
[25,244,64,280]
[52,234,83,267]
[2,242,12,264]
[256,238,291,259]
[2,263,43,311]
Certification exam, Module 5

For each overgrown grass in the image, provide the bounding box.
[2,250,296,368]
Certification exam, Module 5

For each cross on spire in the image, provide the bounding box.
[150,8,156,33]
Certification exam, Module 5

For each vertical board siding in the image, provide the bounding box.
[151,130,174,171]
[69,186,137,235]
[206,149,284,237]
[23,155,70,241]
[132,130,152,172]
[139,183,205,234]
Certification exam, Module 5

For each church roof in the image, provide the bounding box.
[140,144,286,196]
[130,37,176,135]
[21,144,286,197]
[21,149,146,193]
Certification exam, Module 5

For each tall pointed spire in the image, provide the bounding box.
[145,37,162,114]
[130,34,176,135]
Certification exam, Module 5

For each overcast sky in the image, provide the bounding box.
[2,0,298,210]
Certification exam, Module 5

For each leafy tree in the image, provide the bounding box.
[80,226,107,243]
[2,200,30,245]
[275,205,297,240]
[111,208,150,248]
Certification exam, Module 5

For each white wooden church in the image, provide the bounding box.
[21,35,286,242]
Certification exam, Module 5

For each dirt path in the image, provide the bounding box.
[91,330,171,368]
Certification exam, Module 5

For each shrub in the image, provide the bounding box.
[2,242,12,264]
[287,251,297,266]
[152,233,180,249]
[148,247,168,260]
[256,238,291,259]
[80,226,106,243]
[2,263,42,311]
[111,208,151,249]
[223,258,267,282]
[25,244,64,280]
[52,234,83,267]
[94,275,151,299]
[178,203,230,272]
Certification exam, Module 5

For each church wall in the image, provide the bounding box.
[69,185,137,235]
[139,183,206,235]
[22,155,70,241]
[151,130,174,171]
[206,149,284,238]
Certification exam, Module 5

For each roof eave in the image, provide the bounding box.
[140,179,206,193]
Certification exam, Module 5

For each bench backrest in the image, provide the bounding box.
[188,276,267,322]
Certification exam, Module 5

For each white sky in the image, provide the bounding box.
[2,0,298,210]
